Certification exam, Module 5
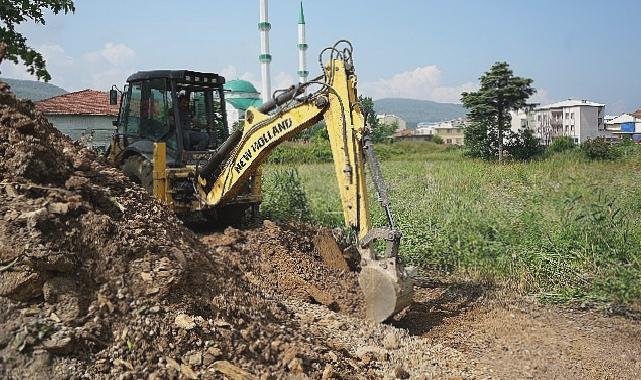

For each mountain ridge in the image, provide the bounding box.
[0,77,67,101]
[374,97,466,128]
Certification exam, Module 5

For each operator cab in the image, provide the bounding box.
[111,70,228,167]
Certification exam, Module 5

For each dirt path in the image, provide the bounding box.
[395,279,641,379]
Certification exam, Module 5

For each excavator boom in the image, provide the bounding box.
[196,41,413,321]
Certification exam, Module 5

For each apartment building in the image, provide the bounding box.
[509,108,532,133]
[529,99,615,145]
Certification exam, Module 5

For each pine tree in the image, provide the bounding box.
[461,62,535,162]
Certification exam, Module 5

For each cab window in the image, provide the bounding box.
[125,82,142,135]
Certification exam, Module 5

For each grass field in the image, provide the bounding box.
[262,142,641,308]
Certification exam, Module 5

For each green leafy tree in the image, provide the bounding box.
[295,121,328,142]
[461,62,535,162]
[506,128,543,160]
[359,95,379,129]
[463,121,497,159]
[0,0,75,81]
[359,95,399,143]
[581,137,620,160]
[371,122,397,143]
[431,135,444,145]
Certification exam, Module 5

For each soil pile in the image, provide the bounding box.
[201,223,365,316]
[0,82,357,379]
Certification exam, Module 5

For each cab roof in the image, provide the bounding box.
[126,70,225,85]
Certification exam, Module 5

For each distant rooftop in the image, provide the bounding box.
[36,90,119,116]
[607,114,640,124]
[536,99,605,110]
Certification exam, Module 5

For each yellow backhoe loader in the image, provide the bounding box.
[107,41,413,322]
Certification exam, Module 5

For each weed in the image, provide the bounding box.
[260,168,312,222]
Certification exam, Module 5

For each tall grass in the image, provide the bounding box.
[266,140,450,164]
[262,143,641,307]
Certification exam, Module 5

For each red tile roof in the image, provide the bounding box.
[393,128,414,138]
[35,90,119,116]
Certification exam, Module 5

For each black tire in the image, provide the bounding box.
[121,155,153,193]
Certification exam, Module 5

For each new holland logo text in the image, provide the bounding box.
[234,118,294,174]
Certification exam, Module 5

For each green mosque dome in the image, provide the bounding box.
[224,79,262,111]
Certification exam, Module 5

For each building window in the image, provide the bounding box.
[571,113,575,119]
[446,139,452,144]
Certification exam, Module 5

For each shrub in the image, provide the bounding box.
[463,122,498,159]
[547,136,575,154]
[432,135,444,145]
[506,129,543,161]
[581,137,620,160]
[260,168,312,222]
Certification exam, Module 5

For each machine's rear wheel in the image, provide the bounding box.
[121,155,153,193]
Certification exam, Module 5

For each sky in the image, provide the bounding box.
[2,0,640,114]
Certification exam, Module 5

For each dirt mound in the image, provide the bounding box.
[201,222,365,316]
[0,81,358,378]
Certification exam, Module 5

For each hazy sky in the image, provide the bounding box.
[2,0,639,113]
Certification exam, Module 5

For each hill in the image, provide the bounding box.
[374,98,466,128]
[0,77,67,101]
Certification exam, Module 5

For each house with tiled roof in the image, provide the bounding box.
[36,90,119,150]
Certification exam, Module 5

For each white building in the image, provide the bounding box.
[529,99,615,145]
[376,114,407,131]
[605,114,641,142]
[509,108,532,133]
[416,118,466,145]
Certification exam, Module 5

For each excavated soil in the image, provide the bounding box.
[201,223,365,317]
[1,80,640,379]
[0,81,363,379]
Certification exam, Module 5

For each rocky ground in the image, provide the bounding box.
[0,80,639,379]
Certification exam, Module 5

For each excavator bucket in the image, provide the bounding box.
[313,228,413,322]
[357,227,414,322]
[359,260,413,322]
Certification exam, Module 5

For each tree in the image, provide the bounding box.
[463,121,497,159]
[461,62,535,162]
[359,95,398,142]
[0,0,75,81]
[371,122,397,143]
[358,95,379,129]
[431,135,444,145]
[506,128,543,161]
[581,137,620,160]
